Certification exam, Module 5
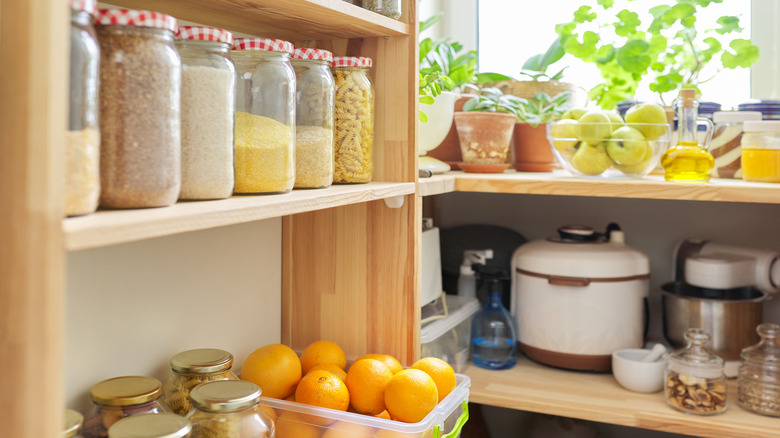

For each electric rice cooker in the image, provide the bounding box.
[510,224,649,372]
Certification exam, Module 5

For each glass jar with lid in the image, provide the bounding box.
[741,121,780,183]
[94,9,181,209]
[186,380,274,437]
[361,0,401,20]
[709,111,762,179]
[332,56,374,184]
[738,323,780,416]
[664,328,727,415]
[160,348,240,415]
[108,413,191,438]
[67,0,100,217]
[82,376,170,438]
[64,409,84,438]
[231,38,296,194]
[175,26,236,200]
[291,48,335,189]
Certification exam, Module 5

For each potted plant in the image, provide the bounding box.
[511,91,572,172]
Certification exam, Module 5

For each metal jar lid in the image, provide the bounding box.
[171,348,234,374]
[108,413,191,438]
[90,376,163,406]
[63,409,83,438]
[190,380,261,413]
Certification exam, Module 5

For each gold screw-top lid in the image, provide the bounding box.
[190,380,261,413]
[63,409,83,438]
[108,413,191,438]
[170,348,234,374]
[90,376,163,406]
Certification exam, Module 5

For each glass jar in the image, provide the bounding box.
[361,0,401,20]
[67,0,100,217]
[82,376,171,438]
[292,48,335,189]
[231,38,296,194]
[186,380,274,438]
[741,120,780,183]
[108,413,191,438]
[738,323,780,417]
[175,26,236,200]
[94,9,181,209]
[160,348,240,415]
[739,100,780,120]
[664,329,727,415]
[332,56,374,184]
[64,409,84,438]
[710,111,763,179]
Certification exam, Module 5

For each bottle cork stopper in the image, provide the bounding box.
[680,88,696,108]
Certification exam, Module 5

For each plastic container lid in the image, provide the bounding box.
[712,111,763,124]
[94,9,178,33]
[293,48,334,62]
[743,120,780,133]
[108,413,191,438]
[232,37,294,53]
[420,295,480,344]
[71,0,96,14]
[176,26,233,45]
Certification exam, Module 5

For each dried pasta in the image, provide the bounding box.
[333,67,373,183]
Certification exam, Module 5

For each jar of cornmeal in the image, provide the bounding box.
[741,121,780,183]
[332,56,374,184]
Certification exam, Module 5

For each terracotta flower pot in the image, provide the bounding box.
[427,94,477,169]
[453,111,516,164]
[511,122,559,172]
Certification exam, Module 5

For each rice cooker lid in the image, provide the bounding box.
[514,225,650,279]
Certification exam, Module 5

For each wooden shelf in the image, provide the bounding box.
[464,359,780,438]
[64,182,414,251]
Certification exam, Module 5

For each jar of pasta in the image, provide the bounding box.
[332,56,374,184]
[63,409,84,438]
[186,380,274,438]
[231,38,296,194]
[741,121,780,183]
[94,9,181,209]
[292,48,335,189]
[160,348,239,415]
[175,26,236,200]
[108,413,191,438]
[82,376,171,438]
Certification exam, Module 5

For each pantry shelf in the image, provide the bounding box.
[464,360,780,438]
[64,182,414,251]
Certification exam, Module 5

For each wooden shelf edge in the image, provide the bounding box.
[64,182,414,251]
[417,173,457,196]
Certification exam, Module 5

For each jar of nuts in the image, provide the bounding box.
[82,376,170,438]
[186,380,274,438]
[332,56,374,184]
[738,323,780,417]
[665,329,727,415]
[160,348,239,415]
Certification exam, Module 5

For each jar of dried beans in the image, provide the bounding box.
[82,376,171,438]
[231,38,296,194]
[332,56,374,184]
[664,328,727,416]
[738,323,780,417]
[292,48,335,189]
[175,26,236,200]
[186,380,274,438]
[108,413,191,438]
[160,348,239,415]
[67,0,100,217]
[94,9,181,208]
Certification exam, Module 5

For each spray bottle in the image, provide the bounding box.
[458,249,493,299]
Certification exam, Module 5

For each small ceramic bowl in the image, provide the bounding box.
[612,348,667,393]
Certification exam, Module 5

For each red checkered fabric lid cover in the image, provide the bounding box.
[232,38,294,54]
[292,48,333,62]
[94,9,177,33]
[70,0,96,14]
[359,56,373,68]
[332,56,373,68]
[176,26,233,45]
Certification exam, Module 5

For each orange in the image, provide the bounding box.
[356,353,403,375]
[345,358,393,415]
[321,420,375,438]
[384,369,438,423]
[301,340,348,375]
[374,410,392,420]
[309,363,348,382]
[411,357,456,402]
[375,430,432,438]
[241,343,302,399]
[275,411,323,438]
[295,370,350,425]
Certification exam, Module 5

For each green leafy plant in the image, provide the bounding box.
[474,37,569,84]
[462,88,571,127]
[462,87,524,115]
[555,0,760,109]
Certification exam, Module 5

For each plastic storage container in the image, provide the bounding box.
[160,348,240,415]
[741,120,780,183]
[94,9,181,209]
[187,380,274,438]
[709,111,762,179]
[64,409,84,438]
[291,48,335,189]
[232,38,296,194]
[82,376,170,438]
[332,56,374,184]
[421,295,481,373]
[175,26,236,200]
[108,413,191,438]
[361,0,401,19]
[738,323,780,417]
[665,329,727,416]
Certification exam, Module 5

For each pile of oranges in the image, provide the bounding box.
[240,341,456,430]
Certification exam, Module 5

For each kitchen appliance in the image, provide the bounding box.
[511,224,650,372]
[421,218,444,307]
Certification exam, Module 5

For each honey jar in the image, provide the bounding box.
[741,121,780,183]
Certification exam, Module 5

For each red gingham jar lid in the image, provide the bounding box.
[332,56,373,68]
[176,26,233,45]
[292,48,334,63]
[232,38,294,54]
[94,9,178,33]
[71,0,96,14]
[359,56,373,68]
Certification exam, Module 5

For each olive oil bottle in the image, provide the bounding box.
[661,88,714,182]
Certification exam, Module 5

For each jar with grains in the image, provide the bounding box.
[709,111,762,179]
[741,120,780,183]
[332,56,374,184]
[231,38,296,194]
[361,0,401,20]
[292,48,335,189]
[186,380,274,438]
[67,0,100,217]
[82,376,170,438]
[664,329,727,416]
[94,9,181,209]
[738,323,780,417]
[175,26,236,200]
[108,413,191,438]
[63,409,84,438]
[160,348,239,415]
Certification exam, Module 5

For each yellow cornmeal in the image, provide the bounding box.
[234,111,294,193]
